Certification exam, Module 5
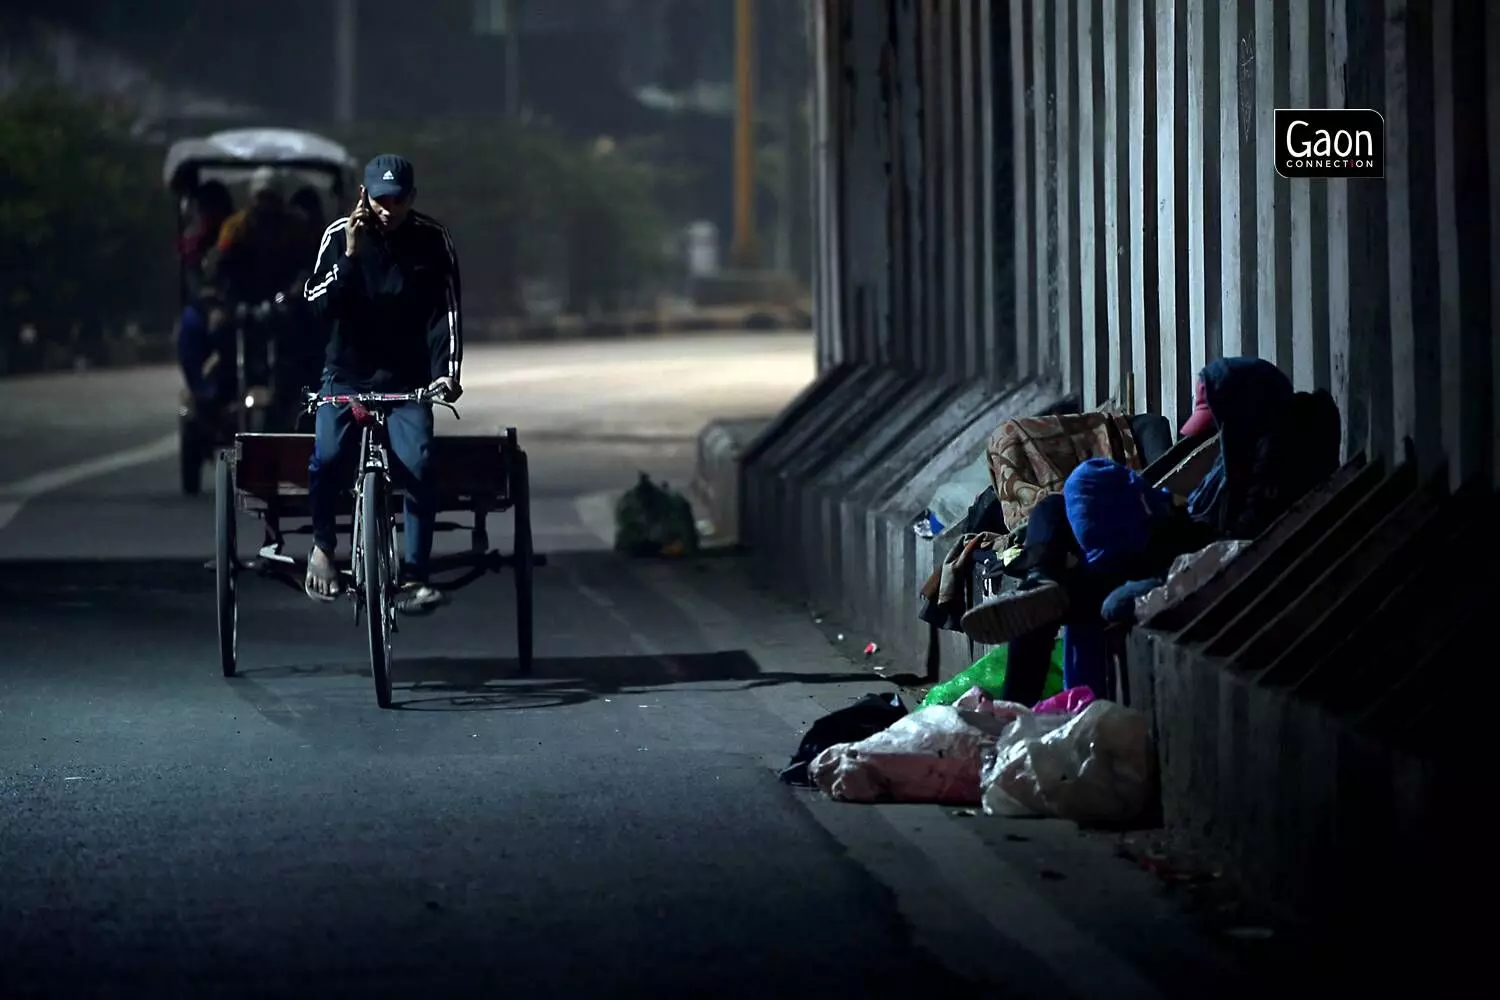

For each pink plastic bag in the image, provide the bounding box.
[1033,686,1096,715]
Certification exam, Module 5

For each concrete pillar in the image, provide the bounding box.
[1253,0,1292,371]
[1220,0,1256,359]
[1010,0,1035,379]
[1384,0,1444,471]
[1102,0,1130,399]
[884,4,906,370]
[811,0,844,371]
[1325,0,1353,453]
[958,0,980,381]
[1287,0,1331,391]
[1127,0,1156,413]
[924,0,947,373]
[1184,0,1219,390]
[1156,0,1190,427]
[940,2,961,375]
[1433,0,1496,489]
[977,0,1002,382]
[850,1,893,367]
[1054,1,1082,398]
[895,0,924,372]
[1340,0,1389,463]
[1077,0,1108,408]
[1032,0,1056,379]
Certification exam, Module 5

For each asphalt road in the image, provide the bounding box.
[1,334,1268,998]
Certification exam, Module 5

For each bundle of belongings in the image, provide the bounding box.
[918,356,1342,704]
[614,472,701,558]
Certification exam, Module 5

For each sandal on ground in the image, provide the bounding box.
[395,582,446,615]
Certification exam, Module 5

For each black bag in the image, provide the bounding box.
[778,692,907,786]
[963,485,1007,535]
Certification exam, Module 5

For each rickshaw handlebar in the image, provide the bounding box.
[305,388,460,419]
[235,293,293,322]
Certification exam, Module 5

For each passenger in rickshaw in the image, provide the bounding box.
[214,167,310,307]
[178,180,234,297]
[176,283,235,414]
[289,185,328,242]
[210,169,322,410]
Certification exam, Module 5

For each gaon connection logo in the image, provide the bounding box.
[1274,108,1385,179]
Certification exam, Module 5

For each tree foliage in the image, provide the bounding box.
[0,86,176,346]
[335,118,674,316]
[0,92,678,363]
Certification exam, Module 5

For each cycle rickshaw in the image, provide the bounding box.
[213,390,544,708]
[166,128,357,494]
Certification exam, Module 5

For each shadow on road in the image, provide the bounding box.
[233,650,868,713]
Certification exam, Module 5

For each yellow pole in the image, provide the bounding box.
[732,0,758,268]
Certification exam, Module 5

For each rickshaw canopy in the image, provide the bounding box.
[164,128,357,191]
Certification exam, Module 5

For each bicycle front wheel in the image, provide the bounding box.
[361,471,394,708]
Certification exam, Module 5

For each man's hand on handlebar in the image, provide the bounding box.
[427,376,462,404]
[304,386,462,419]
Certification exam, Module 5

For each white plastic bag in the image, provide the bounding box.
[980,700,1155,828]
[809,705,1011,805]
[927,453,996,533]
[1134,539,1248,624]
[951,686,1031,722]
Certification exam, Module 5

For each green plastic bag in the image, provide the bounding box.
[614,472,701,558]
[920,637,1066,708]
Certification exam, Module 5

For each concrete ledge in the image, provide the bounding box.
[735,365,1063,676]
[1119,451,1486,947]
[692,417,772,544]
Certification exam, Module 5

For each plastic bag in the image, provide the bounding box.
[951,686,1031,721]
[614,472,701,558]
[980,700,1155,828]
[1033,685,1096,715]
[920,639,1065,709]
[928,453,996,534]
[1133,539,1249,624]
[809,705,1012,805]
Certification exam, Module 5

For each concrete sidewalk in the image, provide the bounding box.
[630,552,1309,999]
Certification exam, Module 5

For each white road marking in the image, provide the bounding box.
[0,433,179,531]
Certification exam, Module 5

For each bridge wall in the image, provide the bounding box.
[737,0,1496,934]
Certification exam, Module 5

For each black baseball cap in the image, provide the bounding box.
[363,153,415,200]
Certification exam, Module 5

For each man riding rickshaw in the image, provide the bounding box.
[164,129,356,494]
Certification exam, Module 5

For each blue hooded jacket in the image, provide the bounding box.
[1063,458,1176,579]
[1186,356,1339,539]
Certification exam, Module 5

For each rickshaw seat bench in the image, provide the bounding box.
[229,432,517,513]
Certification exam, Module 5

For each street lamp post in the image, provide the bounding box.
[732,0,758,268]
[505,0,521,118]
[335,0,357,126]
